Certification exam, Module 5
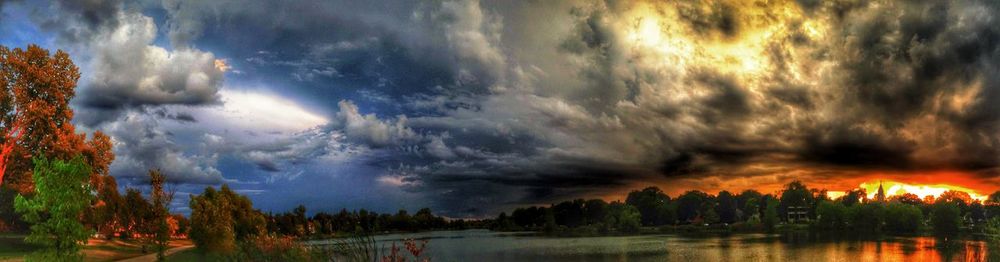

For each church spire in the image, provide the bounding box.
[875,180,886,202]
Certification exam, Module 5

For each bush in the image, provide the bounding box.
[233,235,330,262]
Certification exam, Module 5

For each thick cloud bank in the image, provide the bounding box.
[5,0,1000,216]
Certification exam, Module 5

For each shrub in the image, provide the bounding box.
[234,235,330,262]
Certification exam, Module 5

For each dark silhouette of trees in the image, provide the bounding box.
[841,189,866,206]
[676,190,711,223]
[625,187,673,226]
[891,193,923,206]
[931,200,962,237]
[583,199,608,225]
[815,201,849,230]
[553,199,585,227]
[736,190,762,221]
[715,191,738,224]
[884,202,922,234]
[779,181,814,221]
[604,201,640,233]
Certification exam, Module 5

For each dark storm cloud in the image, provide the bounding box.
[11,0,1000,216]
[801,0,1000,172]
[112,0,1000,215]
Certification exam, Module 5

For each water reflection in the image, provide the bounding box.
[309,230,995,261]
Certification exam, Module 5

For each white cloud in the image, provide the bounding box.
[332,100,419,147]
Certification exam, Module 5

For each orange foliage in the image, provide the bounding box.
[0,44,113,194]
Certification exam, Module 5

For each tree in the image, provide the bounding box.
[148,170,174,261]
[988,191,1000,206]
[779,181,813,221]
[676,190,710,223]
[604,201,640,233]
[84,174,124,239]
[13,156,93,261]
[542,208,557,233]
[890,193,923,206]
[931,201,962,238]
[626,187,672,226]
[0,45,112,190]
[583,199,608,225]
[715,191,738,224]
[884,202,923,234]
[121,188,151,239]
[841,189,867,207]
[552,199,585,228]
[190,187,236,254]
[849,203,885,233]
[815,201,848,230]
[0,45,114,231]
[736,190,762,221]
[762,198,779,232]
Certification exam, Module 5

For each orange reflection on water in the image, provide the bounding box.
[848,237,989,262]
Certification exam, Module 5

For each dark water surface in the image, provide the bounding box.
[308,229,996,261]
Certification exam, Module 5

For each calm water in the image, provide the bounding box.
[308,229,996,261]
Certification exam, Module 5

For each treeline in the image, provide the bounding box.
[491,181,1000,236]
[266,205,479,237]
[184,184,474,259]
[491,200,644,234]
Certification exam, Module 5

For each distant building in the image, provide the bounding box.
[787,206,809,222]
[874,181,886,202]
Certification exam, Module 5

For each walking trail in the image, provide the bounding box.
[115,245,194,262]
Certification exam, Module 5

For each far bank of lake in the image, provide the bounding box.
[307,229,996,261]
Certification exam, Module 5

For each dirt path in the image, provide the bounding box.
[114,245,194,262]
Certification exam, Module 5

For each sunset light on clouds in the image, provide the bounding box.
[2,0,999,218]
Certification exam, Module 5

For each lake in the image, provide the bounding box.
[307,229,996,261]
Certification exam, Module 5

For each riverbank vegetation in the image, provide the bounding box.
[489,181,1000,239]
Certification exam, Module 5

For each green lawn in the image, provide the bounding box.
[0,234,38,260]
[166,249,229,262]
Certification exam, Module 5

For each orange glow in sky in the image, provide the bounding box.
[826,180,989,202]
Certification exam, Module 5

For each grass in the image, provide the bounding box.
[164,248,226,262]
[0,235,193,262]
[0,234,37,260]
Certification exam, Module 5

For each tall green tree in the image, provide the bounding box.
[149,170,173,261]
[14,156,92,261]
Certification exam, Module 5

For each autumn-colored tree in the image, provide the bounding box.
[0,44,114,231]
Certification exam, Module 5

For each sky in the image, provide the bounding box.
[1,0,1000,217]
